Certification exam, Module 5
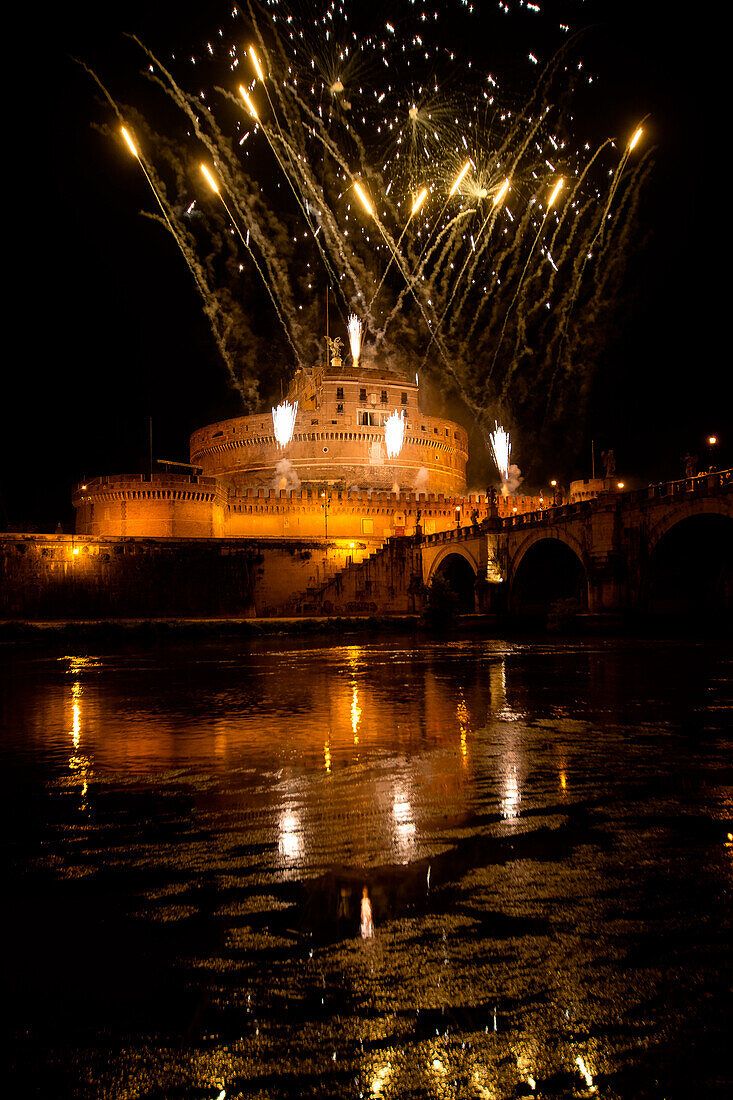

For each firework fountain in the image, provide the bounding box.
[347,313,364,368]
[384,410,406,460]
[272,399,298,448]
[89,1,651,480]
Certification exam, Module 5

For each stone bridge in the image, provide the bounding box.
[419,470,733,617]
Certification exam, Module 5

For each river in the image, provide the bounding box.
[4,635,731,1098]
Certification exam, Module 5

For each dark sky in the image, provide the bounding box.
[5,1,725,530]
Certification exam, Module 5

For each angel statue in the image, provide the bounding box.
[328,336,344,366]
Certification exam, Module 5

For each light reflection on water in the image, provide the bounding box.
[3,636,732,1098]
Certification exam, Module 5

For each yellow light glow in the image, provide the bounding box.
[351,685,362,737]
[449,159,471,196]
[708,435,717,445]
[121,126,139,158]
[629,126,643,151]
[411,187,428,215]
[354,182,374,216]
[547,177,564,208]
[200,164,219,193]
[72,547,81,556]
[248,45,265,81]
[238,85,259,120]
[493,177,510,205]
[617,481,625,489]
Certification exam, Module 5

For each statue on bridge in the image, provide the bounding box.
[682,453,698,478]
[602,449,616,478]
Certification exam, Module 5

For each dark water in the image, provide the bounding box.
[3,635,732,1099]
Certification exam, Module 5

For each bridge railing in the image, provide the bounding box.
[636,468,731,501]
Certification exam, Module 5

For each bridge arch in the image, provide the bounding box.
[646,510,732,617]
[426,546,479,613]
[425,543,480,584]
[508,531,588,616]
[647,497,733,553]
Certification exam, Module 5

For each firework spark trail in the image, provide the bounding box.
[485,178,563,383]
[78,61,260,402]
[544,139,652,411]
[423,180,511,363]
[200,162,303,363]
[543,152,654,421]
[239,18,351,310]
[88,1,650,459]
[131,36,308,360]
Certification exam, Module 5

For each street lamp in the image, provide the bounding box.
[550,479,557,506]
[321,490,330,539]
[706,434,718,472]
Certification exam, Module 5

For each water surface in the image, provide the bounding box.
[4,636,732,1098]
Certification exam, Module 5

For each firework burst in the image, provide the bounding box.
[86,0,651,473]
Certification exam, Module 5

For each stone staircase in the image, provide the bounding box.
[274,539,396,616]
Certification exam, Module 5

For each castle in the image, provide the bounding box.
[73,347,542,551]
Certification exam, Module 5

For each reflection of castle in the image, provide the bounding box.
[74,354,541,544]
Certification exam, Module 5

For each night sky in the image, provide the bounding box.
[7,1,725,531]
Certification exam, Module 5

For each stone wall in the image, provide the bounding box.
[0,534,368,620]
[74,477,544,541]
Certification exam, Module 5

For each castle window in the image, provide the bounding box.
[360,387,367,401]
[337,403,344,414]
[336,387,344,399]
[401,392,407,404]
[381,390,387,404]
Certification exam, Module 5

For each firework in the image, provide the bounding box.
[449,160,471,197]
[384,410,406,459]
[489,422,511,482]
[91,2,651,468]
[120,126,138,158]
[272,400,298,448]
[348,314,364,367]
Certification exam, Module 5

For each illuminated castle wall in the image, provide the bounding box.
[190,360,468,496]
[74,358,542,544]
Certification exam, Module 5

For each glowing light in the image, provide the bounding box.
[72,547,81,556]
[411,187,428,216]
[351,685,362,738]
[279,810,302,859]
[238,85,259,120]
[708,435,718,445]
[629,126,643,151]
[200,163,219,193]
[449,159,471,195]
[493,178,510,205]
[272,399,298,447]
[348,313,364,365]
[384,409,406,458]
[248,45,265,82]
[575,1056,595,1090]
[501,765,521,818]
[489,422,511,482]
[547,177,564,208]
[120,126,139,158]
[72,701,81,749]
[617,481,625,489]
[354,182,374,216]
